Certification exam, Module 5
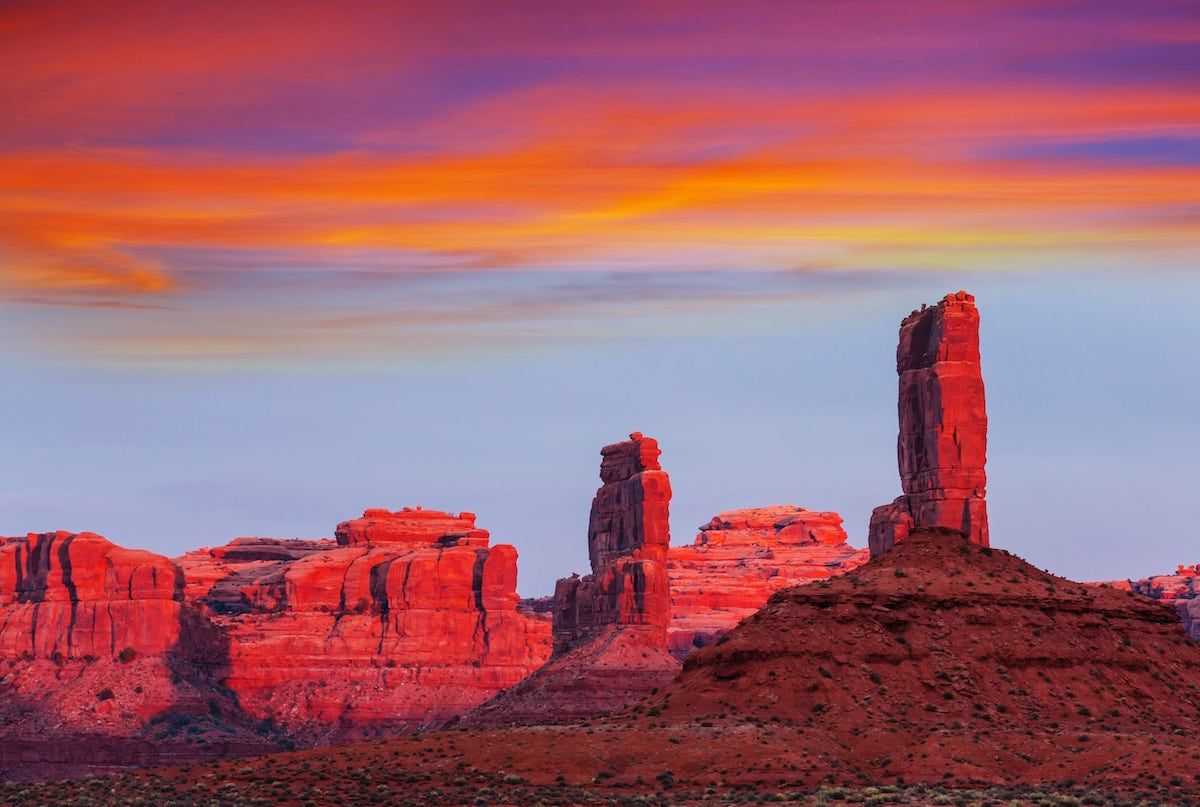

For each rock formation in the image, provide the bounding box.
[0,531,183,660]
[176,508,552,740]
[466,433,681,725]
[666,506,867,657]
[870,290,988,556]
[0,532,274,779]
[552,432,672,652]
[1099,564,1200,641]
[0,513,553,777]
[283,529,1200,800]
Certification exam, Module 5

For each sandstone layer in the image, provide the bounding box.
[0,513,553,778]
[176,508,552,741]
[870,290,988,555]
[0,532,273,779]
[666,506,867,657]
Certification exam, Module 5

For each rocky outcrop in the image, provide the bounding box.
[552,433,672,653]
[467,433,681,725]
[176,508,552,740]
[334,508,489,548]
[132,530,1200,801]
[666,507,867,657]
[0,531,183,660]
[0,532,274,778]
[1100,565,1200,642]
[870,290,988,556]
[0,513,553,778]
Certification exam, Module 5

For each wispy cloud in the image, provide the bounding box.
[1,0,1197,359]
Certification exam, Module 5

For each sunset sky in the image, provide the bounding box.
[2,1,1198,593]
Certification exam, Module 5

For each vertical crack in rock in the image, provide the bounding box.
[57,534,78,659]
[369,558,395,656]
[471,548,491,655]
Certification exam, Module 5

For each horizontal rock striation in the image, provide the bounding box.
[667,506,867,657]
[1099,565,1200,641]
[176,508,552,740]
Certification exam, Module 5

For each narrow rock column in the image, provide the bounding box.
[869,291,988,556]
[552,432,672,653]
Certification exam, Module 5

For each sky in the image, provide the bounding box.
[1,1,1198,595]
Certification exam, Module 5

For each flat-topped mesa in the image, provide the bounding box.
[667,506,867,658]
[870,290,988,557]
[554,432,673,653]
[335,507,490,548]
[697,506,848,547]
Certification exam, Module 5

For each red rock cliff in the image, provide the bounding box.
[667,507,867,657]
[0,532,272,776]
[467,433,680,725]
[869,290,988,556]
[0,531,182,660]
[176,508,552,741]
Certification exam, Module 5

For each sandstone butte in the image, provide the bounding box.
[174,507,551,741]
[869,290,989,556]
[53,529,1200,804]
[666,506,867,657]
[8,289,1200,790]
[0,510,552,778]
[466,432,683,725]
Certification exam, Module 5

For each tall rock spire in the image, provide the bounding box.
[465,432,680,725]
[869,290,988,556]
[553,431,672,651]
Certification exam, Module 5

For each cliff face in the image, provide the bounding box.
[124,530,1200,802]
[467,433,681,725]
[870,290,988,556]
[552,433,672,653]
[176,508,552,740]
[0,532,271,778]
[0,531,183,661]
[666,507,867,657]
[0,513,553,777]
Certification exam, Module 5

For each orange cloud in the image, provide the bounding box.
[2,0,1198,298]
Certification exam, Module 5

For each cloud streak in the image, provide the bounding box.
[0,0,1197,358]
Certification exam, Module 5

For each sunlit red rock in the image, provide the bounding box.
[0,531,182,660]
[667,506,867,656]
[0,514,553,776]
[334,507,489,548]
[468,433,680,724]
[870,290,988,556]
[552,432,673,652]
[176,509,552,740]
[0,532,269,777]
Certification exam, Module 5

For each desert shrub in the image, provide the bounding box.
[96,688,115,701]
[118,647,137,664]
